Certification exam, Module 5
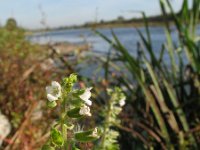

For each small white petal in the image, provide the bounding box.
[119,100,125,106]
[80,91,91,101]
[51,81,61,88]
[84,99,92,106]
[46,81,61,102]
[80,88,92,100]
[47,94,58,102]
[92,128,99,138]
[0,113,11,146]
[56,90,61,98]
[52,81,61,92]
[79,87,92,106]
[79,105,91,116]
[119,97,126,106]
[88,87,93,90]
[46,86,52,94]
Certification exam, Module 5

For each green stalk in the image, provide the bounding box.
[163,79,197,147]
[61,95,68,150]
[136,72,172,147]
[144,59,179,132]
[140,84,171,146]
[164,28,177,79]
[101,97,112,149]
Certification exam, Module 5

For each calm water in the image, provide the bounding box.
[28,26,193,77]
[29,27,178,56]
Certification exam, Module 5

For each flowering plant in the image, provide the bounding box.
[96,87,126,150]
[42,74,100,150]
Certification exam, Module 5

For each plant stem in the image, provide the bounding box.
[61,96,68,150]
[101,97,112,148]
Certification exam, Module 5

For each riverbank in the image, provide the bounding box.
[29,13,176,33]
[29,21,172,34]
[42,42,91,55]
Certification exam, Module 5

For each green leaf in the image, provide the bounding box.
[72,147,80,150]
[72,145,81,150]
[74,130,99,142]
[72,89,85,97]
[64,123,74,130]
[50,128,64,146]
[67,108,82,118]
[47,101,57,108]
[69,73,78,83]
[62,74,78,92]
[69,98,83,107]
[41,145,55,150]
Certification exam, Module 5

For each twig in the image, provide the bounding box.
[113,123,150,147]
[4,101,37,150]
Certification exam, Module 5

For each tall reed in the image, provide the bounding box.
[96,0,200,149]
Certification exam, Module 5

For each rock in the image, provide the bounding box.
[40,58,57,71]
[0,113,11,147]
[52,42,91,55]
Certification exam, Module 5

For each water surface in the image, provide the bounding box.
[28,26,189,78]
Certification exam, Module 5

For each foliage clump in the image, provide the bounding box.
[0,18,63,149]
[42,74,100,150]
[96,88,126,150]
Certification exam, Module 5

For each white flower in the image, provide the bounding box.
[46,81,61,102]
[79,87,92,106]
[0,113,11,146]
[91,127,99,138]
[79,105,91,116]
[119,97,126,107]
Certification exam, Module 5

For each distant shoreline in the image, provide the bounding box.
[83,21,173,29]
[31,14,175,33]
[29,21,173,34]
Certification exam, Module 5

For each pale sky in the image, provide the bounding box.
[0,0,187,29]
